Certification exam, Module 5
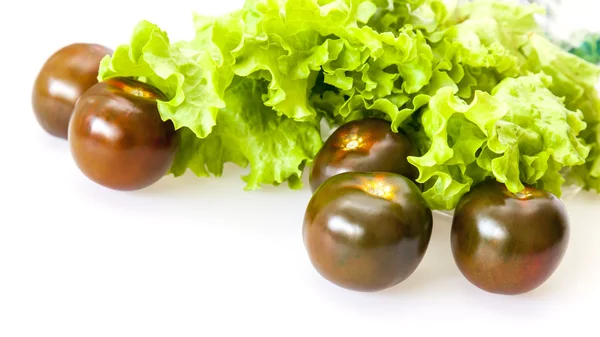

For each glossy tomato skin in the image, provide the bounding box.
[32,43,113,139]
[303,172,433,292]
[68,77,178,191]
[309,118,419,192]
[451,180,570,295]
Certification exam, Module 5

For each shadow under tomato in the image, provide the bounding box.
[130,164,246,196]
[34,128,71,160]
[134,163,314,197]
[377,212,461,295]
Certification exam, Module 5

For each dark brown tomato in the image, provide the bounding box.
[32,43,113,139]
[309,118,420,192]
[451,180,570,295]
[303,171,433,292]
[68,77,178,191]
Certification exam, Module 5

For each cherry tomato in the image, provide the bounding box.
[303,171,433,292]
[68,77,178,191]
[32,43,112,139]
[309,118,419,192]
[451,180,570,295]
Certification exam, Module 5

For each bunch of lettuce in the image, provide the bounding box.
[97,0,600,210]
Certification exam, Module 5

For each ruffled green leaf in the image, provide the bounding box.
[408,74,590,210]
[170,77,324,190]
[521,33,600,193]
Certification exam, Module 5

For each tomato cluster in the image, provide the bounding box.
[32,43,178,191]
[303,118,570,295]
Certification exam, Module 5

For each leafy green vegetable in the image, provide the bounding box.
[400,0,600,208]
[521,33,600,193]
[407,74,590,209]
[169,76,323,190]
[97,0,600,209]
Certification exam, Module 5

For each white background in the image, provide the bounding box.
[1,1,600,336]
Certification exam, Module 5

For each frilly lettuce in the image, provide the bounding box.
[520,33,600,193]
[401,0,600,209]
[97,0,600,209]
[407,74,590,209]
[169,76,323,190]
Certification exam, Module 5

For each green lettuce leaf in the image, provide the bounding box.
[169,76,323,190]
[521,33,600,193]
[221,0,445,129]
[399,0,600,208]
[408,74,590,210]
